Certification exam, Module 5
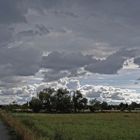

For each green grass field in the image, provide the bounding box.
[13,113,140,140]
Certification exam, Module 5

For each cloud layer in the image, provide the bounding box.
[1,79,140,105]
[0,0,140,104]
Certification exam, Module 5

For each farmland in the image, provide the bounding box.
[12,113,140,140]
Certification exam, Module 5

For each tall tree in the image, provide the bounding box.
[89,99,101,112]
[101,101,108,110]
[72,90,85,113]
[29,97,42,113]
[38,87,55,112]
[54,88,72,113]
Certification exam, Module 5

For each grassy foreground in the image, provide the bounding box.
[12,113,140,140]
[0,110,37,140]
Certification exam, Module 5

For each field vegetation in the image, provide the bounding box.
[13,112,140,140]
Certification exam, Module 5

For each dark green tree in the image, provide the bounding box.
[129,102,138,110]
[54,88,72,113]
[89,99,101,112]
[29,97,42,113]
[82,98,88,110]
[38,87,55,112]
[119,103,128,111]
[101,101,108,110]
[72,90,86,112]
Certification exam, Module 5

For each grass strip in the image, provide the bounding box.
[0,110,40,140]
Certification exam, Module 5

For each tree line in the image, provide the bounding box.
[30,88,88,113]
[29,88,140,113]
[1,87,140,113]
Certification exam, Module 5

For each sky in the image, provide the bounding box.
[0,0,140,104]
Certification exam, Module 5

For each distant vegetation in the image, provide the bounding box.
[1,87,140,113]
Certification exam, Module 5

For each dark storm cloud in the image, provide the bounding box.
[1,0,140,51]
[42,51,96,71]
[43,70,69,82]
[0,25,14,48]
[0,0,27,49]
[41,51,97,81]
[26,0,73,9]
[21,0,140,51]
[134,57,140,66]
[0,0,26,24]
[0,1,140,89]
[85,49,137,74]
[0,47,42,77]
[16,24,50,39]
[0,0,140,104]
[42,49,136,77]
[85,58,125,74]
[0,64,13,77]
[0,0,139,80]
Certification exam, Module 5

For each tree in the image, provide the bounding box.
[29,88,88,113]
[101,101,108,110]
[21,102,29,110]
[80,98,88,111]
[72,90,86,112]
[119,103,128,111]
[129,102,138,110]
[38,87,55,112]
[29,97,42,113]
[89,99,101,112]
[54,88,72,113]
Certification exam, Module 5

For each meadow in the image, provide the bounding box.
[12,113,140,140]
